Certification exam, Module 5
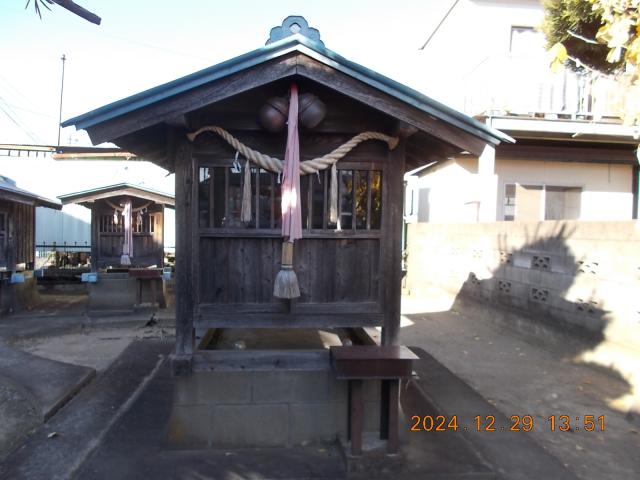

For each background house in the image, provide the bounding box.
[0,175,60,312]
[405,0,639,224]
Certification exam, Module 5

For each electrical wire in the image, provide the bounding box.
[0,96,42,143]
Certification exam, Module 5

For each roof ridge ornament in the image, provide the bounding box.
[266,16,324,46]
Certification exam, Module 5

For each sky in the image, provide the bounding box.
[0,0,480,147]
[0,0,545,244]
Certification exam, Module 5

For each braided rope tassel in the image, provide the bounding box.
[329,163,338,224]
[241,159,252,223]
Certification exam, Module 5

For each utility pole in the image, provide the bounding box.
[57,54,66,146]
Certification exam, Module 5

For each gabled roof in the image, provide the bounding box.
[58,183,174,208]
[62,19,512,153]
[0,176,61,210]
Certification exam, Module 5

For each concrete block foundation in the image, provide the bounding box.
[0,272,40,315]
[166,368,381,449]
[87,272,166,313]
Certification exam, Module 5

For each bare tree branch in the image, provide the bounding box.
[25,0,101,25]
[51,0,101,25]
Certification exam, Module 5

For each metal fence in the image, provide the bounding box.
[35,242,91,269]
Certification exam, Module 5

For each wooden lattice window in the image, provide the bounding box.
[99,213,155,234]
[198,165,382,231]
[99,214,123,233]
[133,214,155,234]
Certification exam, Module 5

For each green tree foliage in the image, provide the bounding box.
[542,0,623,73]
[544,0,640,125]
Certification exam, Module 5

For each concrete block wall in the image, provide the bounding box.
[0,272,40,315]
[166,370,380,449]
[406,221,640,351]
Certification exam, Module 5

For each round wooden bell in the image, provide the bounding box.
[298,93,326,129]
[258,96,289,132]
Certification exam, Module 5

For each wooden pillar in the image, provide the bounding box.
[386,379,400,453]
[349,379,364,455]
[632,162,638,220]
[381,139,405,347]
[158,207,165,268]
[90,207,99,272]
[173,138,195,374]
[7,204,15,271]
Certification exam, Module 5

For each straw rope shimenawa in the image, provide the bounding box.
[186,126,399,175]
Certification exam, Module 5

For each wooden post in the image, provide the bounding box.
[386,379,400,454]
[380,379,390,440]
[380,140,405,455]
[381,139,405,346]
[349,379,364,455]
[632,162,638,220]
[90,207,99,272]
[173,138,195,374]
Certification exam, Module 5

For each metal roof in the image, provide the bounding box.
[62,31,512,146]
[58,182,174,207]
[0,176,61,210]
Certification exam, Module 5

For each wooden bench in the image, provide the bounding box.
[330,345,418,455]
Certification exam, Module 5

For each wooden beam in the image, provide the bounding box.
[195,313,384,329]
[192,349,330,371]
[198,301,380,315]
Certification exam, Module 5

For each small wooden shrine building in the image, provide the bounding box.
[0,175,61,312]
[58,183,174,270]
[62,17,509,455]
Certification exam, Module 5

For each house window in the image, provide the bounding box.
[510,26,545,56]
[504,183,581,221]
[198,165,382,231]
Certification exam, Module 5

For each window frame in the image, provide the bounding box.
[196,156,385,238]
[502,182,583,221]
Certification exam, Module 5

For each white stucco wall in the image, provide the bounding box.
[412,156,483,223]
[412,156,635,223]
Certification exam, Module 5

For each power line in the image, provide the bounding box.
[0,102,56,119]
[419,0,461,50]
[0,73,42,112]
[0,99,41,143]
[101,32,212,62]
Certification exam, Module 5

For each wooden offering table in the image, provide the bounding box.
[128,268,163,308]
[330,345,418,455]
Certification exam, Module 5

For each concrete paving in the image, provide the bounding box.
[0,339,172,480]
[410,347,578,480]
[0,342,95,421]
[401,295,640,480]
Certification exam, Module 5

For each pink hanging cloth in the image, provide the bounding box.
[120,198,133,266]
[281,84,303,241]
